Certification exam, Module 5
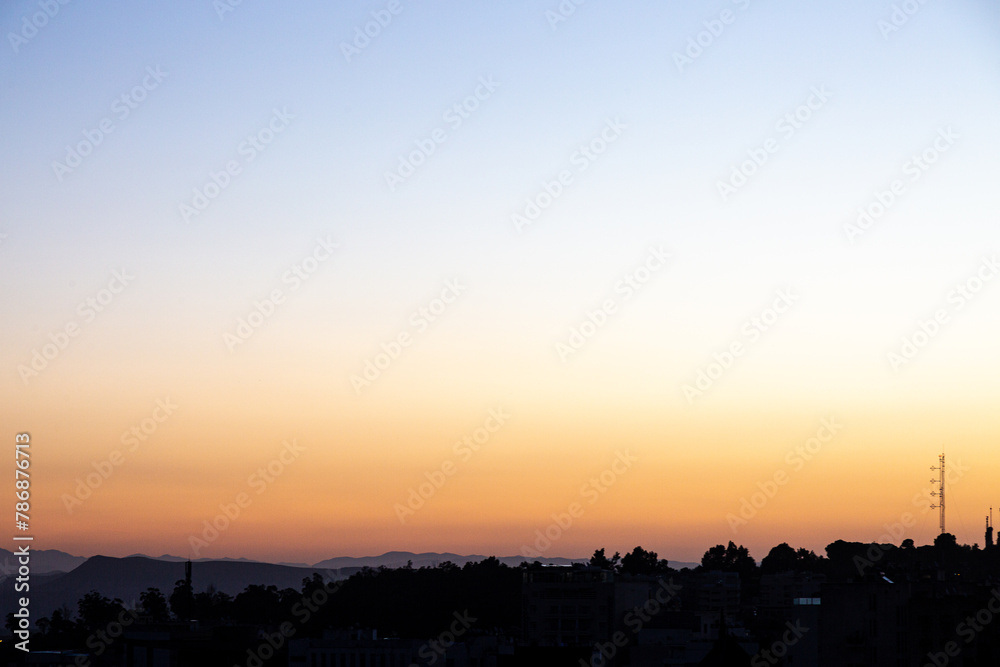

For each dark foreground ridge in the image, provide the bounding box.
[4,535,1000,666]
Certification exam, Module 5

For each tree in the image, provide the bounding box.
[232,584,283,624]
[620,546,670,576]
[701,542,756,576]
[589,548,621,571]
[761,544,822,573]
[934,533,958,549]
[727,542,757,577]
[77,591,126,634]
[193,585,233,621]
[35,607,78,646]
[475,556,502,570]
[302,572,333,599]
[760,543,797,573]
[795,548,822,571]
[140,588,170,622]
[702,544,728,570]
[170,578,194,621]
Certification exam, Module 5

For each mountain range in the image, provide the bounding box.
[0,549,698,622]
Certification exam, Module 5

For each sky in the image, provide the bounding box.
[1,0,999,566]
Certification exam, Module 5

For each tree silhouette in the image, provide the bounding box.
[19,606,78,650]
[170,578,194,621]
[194,585,234,622]
[231,584,296,625]
[620,546,671,576]
[140,588,170,622]
[41,608,78,643]
[934,532,958,549]
[760,543,822,573]
[589,548,621,571]
[701,542,756,577]
[760,543,796,573]
[795,547,822,570]
[77,591,126,635]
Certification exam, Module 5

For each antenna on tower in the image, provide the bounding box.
[930,453,946,536]
[989,507,996,551]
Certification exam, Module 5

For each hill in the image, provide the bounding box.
[311,551,700,570]
[0,547,86,575]
[0,555,336,622]
[312,551,586,569]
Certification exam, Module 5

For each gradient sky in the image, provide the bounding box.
[2,0,999,565]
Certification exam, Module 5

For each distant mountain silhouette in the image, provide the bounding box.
[310,551,706,570]
[125,553,279,565]
[0,551,623,623]
[112,550,597,570]
[312,551,704,570]
[0,547,86,575]
[312,551,588,569]
[126,550,592,569]
[0,555,338,621]
[0,547,698,580]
